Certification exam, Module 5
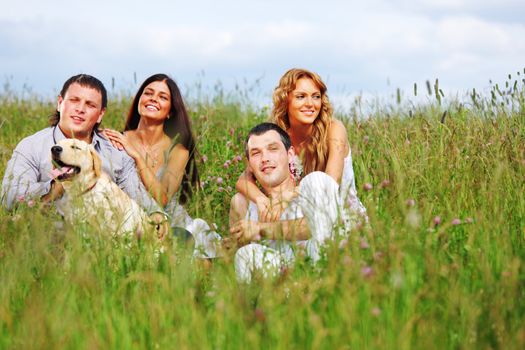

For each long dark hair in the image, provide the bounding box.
[125,73,199,204]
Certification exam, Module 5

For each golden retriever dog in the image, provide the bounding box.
[50,138,168,239]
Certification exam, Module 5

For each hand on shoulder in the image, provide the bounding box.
[101,128,124,151]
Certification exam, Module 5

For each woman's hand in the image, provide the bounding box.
[103,129,140,160]
[101,129,123,150]
[255,196,284,222]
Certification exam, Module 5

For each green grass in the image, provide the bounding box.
[1,72,525,349]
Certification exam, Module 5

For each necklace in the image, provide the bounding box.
[138,138,166,169]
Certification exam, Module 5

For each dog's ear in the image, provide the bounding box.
[90,146,102,177]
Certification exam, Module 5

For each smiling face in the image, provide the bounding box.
[138,80,172,121]
[247,130,294,190]
[287,77,322,128]
[57,83,105,143]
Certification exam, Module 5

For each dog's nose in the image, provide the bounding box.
[51,145,63,156]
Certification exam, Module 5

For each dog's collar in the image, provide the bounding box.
[80,180,98,195]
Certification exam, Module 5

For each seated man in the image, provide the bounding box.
[1,74,159,213]
[229,123,356,282]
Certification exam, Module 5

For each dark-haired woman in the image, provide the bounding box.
[105,73,220,257]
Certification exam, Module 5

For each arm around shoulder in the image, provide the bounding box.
[259,217,310,241]
[324,119,349,184]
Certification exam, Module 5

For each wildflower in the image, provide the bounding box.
[465,217,474,224]
[406,199,415,207]
[200,181,206,188]
[223,160,231,168]
[217,186,224,192]
[380,179,390,188]
[363,183,373,191]
[361,266,374,278]
[254,308,266,323]
[216,177,223,185]
[289,155,303,182]
[226,186,233,192]
[226,140,232,148]
[360,239,370,249]
[17,195,25,203]
[371,307,381,316]
[451,218,461,225]
[338,238,348,249]
[27,200,35,208]
[229,127,235,137]
[201,155,208,163]
[405,139,411,145]
[135,226,144,240]
[233,155,243,163]
[433,216,441,226]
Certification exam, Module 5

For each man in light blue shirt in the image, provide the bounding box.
[1,74,159,212]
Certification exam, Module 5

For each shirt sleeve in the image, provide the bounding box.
[1,148,52,209]
[117,152,162,213]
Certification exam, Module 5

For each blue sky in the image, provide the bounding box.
[1,0,523,106]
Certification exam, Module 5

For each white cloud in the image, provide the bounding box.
[0,0,523,99]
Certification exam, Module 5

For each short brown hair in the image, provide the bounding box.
[49,74,107,128]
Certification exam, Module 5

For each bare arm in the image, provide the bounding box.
[104,129,188,207]
[324,119,349,184]
[159,144,189,203]
[235,168,265,204]
[260,217,310,240]
[132,144,188,207]
[230,217,310,245]
[235,168,283,222]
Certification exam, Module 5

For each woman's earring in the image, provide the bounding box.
[166,114,170,119]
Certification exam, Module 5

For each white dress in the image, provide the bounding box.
[158,166,222,258]
[339,151,368,219]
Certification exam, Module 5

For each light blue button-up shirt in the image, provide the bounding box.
[1,125,160,212]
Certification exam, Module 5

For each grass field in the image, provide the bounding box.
[1,72,524,349]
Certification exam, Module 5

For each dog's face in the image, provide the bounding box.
[51,139,101,182]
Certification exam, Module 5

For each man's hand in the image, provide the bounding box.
[230,219,262,245]
[256,196,285,222]
[41,180,64,203]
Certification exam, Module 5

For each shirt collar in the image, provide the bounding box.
[54,125,102,151]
